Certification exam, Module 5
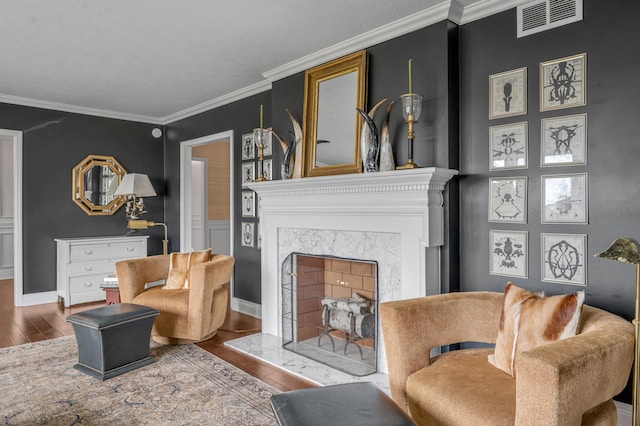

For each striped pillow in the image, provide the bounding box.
[164,249,212,290]
[489,282,585,377]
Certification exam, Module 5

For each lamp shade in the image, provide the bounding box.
[113,173,157,197]
[595,237,640,265]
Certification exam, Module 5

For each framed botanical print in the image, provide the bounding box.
[241,162,255,184]
[541,114,587,166]
[489,177,527,224]
[241,222,255,248]
[540,53,586,112]
[241,191,255,217]
[490,230,528,278]
[489,67,527,120]
[541,173,588,224]
[242,133,255,160]
[541,233,587,286]
[489,121,528,170]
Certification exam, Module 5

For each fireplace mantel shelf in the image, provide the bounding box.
[244,167,459,196]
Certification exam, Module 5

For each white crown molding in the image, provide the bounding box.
[448,0,466,24]
[0,93,162,124]
[461,0,532,24]
[162,80,272,125]
[263,2,451,83]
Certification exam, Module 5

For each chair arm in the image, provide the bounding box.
[187,255,235,336]
[380,292,503,412]
[115,255,169,303]
[515,306,634,425]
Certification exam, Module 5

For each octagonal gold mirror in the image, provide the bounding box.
[72,155,127,215]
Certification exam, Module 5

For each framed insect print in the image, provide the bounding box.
[263,159,273,180]
[541,233,587,286]
[242,133,255,160]
[241,191,255,217]
[490,230,528,278]
[489,177,527,224]
[241,162,255,184]
[541,114,587,166]
[241,222,255,248]
[489,121,528,170]
[489,67,527,120]
[541,173,588,224]
[540,53,586,112]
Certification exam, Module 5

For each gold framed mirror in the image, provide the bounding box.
[303,50,368,177]
[72,155,127,215]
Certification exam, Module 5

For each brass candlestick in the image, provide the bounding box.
[397,93,423,170]
[253,127,269,182]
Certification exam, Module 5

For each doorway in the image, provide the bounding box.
[180,130,233,256]
[0,129,22,306]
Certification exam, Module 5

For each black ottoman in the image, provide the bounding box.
[67,303,159,380]
[270,382,416,426]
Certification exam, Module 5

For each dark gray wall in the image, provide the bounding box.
[459,1,640,318]
[0,102,165,294]
[163,92,272,303]
[185,22,461,305]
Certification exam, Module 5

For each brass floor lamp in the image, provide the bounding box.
[595,237,640,425]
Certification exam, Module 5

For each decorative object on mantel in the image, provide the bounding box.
[379,101,396,172]
[397,59,424,170]
[595,237,640,426]
[359,98,387,173]
[253,104,268,182]
[113,173,157,219]
[271,108,303,180]
[356,108,380,173]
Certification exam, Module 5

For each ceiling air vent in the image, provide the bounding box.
[517,0,582,38]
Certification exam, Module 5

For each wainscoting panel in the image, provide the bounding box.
[208,220,230,255]
[0,218,13,279]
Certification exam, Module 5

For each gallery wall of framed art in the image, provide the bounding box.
[486,53,589,287]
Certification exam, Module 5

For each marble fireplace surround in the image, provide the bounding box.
[244,167,458,374]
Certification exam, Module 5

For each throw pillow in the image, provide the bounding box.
[489,282,585,377]
[164,249,212,290]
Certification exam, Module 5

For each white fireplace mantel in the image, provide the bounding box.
[245,167,458,348]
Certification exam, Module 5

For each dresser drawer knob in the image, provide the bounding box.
[83,282,93,288]
[83,266,93,272]
[126,247,134,252]
[84,249,93,255]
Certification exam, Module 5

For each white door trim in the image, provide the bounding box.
[0,128,23,307]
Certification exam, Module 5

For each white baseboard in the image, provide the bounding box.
[615,400,631,426]
[20,291,57,306]
[231,297,261,319]
[0,269,13,280]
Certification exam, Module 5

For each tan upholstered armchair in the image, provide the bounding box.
[115,253,235,344]
[380,292,634,425]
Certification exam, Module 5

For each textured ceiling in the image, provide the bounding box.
[0,0,508,123]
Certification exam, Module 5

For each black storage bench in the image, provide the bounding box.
[270,382,416,426]
[67,303,159,380]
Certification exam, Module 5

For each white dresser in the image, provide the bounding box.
[55,236,148,307]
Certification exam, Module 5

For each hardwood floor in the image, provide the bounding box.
[0,279,315,392]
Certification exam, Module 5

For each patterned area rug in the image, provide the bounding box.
[0,336,279,425]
